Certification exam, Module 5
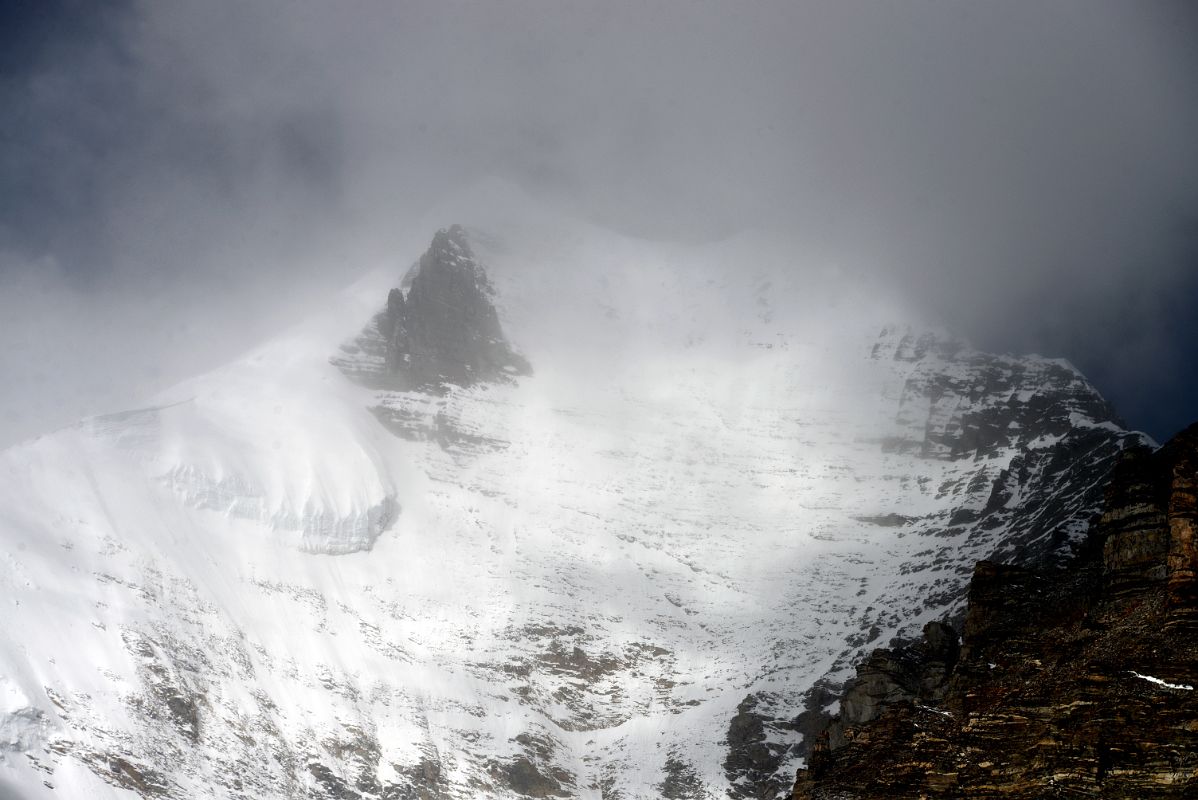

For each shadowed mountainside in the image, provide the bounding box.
[793,423,1198,798]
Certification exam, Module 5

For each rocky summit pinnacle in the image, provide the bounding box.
[334,225,531,392]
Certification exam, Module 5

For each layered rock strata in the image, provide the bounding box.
[793,423,1198,799]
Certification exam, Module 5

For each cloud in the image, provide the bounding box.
[1,0,1196,444]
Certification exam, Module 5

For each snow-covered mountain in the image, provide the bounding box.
[0,199,1147,799]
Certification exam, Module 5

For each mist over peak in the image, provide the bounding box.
[1,1,1196,446]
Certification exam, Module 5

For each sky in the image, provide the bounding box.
[1,0,1196,446]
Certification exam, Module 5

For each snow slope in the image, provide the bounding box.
[0,193,1147,799]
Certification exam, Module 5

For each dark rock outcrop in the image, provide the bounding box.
[865,325,1147,578]
[825,621,959,751]
[724,695,796,800]
[489,732,575,798]
[333,225,530,393]
[793,423,1198,799]
[874,326,1122,463]
[332,226,531,449]
[657,754,712,799]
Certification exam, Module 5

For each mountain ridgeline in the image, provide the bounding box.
[0,221,1173,800]
[725,329,1146,798]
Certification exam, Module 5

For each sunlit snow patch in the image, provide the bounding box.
[1130,671,1194,691]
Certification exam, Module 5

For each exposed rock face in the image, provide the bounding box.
[827,621,958,748]
[1102,431,1198,625]
[724,695,795,800]
[875,328,1121,462]
[726,329,1147,796]
[793,423,1198,799]
[333,224,531,393]
[656,754,714,799]
[865,326,1142,576]
[333,225,531,448]
[490,733,574,798]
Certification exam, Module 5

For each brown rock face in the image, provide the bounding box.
[1167,436,1198,625]
[823,621,959,752]
[1101,427,1198,627]
[793,423,1198,799]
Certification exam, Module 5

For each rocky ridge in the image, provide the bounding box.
[725,329,1146,797]
[793,423,1198,798]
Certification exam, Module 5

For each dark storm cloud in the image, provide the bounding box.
[1,0,1196,444]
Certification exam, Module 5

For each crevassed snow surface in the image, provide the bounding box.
[0,198,1141,799]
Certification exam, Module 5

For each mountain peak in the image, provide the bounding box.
[427,223,474,263]
[0,221,1160,800]
[334,225,531,392]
